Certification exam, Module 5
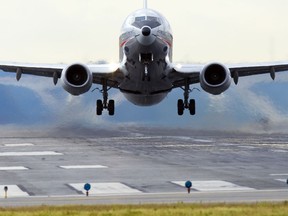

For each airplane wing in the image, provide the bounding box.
[169,62,288,88]
[0,62,124,87]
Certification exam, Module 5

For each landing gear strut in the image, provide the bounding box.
[177,81,196,116]
[96,80,115,116]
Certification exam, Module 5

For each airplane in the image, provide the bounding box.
[1,0,288,116]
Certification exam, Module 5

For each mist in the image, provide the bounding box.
[1,69,288,136]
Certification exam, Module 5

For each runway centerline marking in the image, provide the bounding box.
[60,165,108,169]
[69,183,142,195]
[0,185,29,197]
[0,151,63,156]
[0,166,28,171]
[4,143,34,147]
[172,180,256,192]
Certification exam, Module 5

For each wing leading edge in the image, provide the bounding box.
[1,61,288,90]
[170,62,288,88]
[0,62,123,87]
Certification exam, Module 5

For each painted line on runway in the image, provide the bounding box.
[0,185,29,198]
[0,151,63,156]
[69,183,142,195]
[271,149,288,153]
[275,179,288,183]
[0,166,28,171]
[60,165,108,169]
[172,180,256,192]
[270,174,288,176]
[4,143,34,147]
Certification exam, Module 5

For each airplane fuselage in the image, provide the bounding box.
[118,8,174,106]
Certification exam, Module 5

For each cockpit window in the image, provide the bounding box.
[132,16,161,29]
[121,9,172,35]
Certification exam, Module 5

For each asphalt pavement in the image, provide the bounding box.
[0,128,287,206]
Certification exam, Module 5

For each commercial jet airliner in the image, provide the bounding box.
[1,0,288,116]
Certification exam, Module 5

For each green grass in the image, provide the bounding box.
[0,202,288,216]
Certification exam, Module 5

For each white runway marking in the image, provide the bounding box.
[270,174,288,176]
[0,151,63,156]
[172,180,256,192]
[0,185,29,197]
[271,149,288,153]
[276,179,288,183]
[60,165,108,169]
[69,183,142,195]
[0,166,28,171]
[4,143,34,147]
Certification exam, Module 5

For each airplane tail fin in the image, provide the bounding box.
[143,0,148,9]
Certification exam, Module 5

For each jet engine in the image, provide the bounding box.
[200,63,231,95]
[61,63,93,96]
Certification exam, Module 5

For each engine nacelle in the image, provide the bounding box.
[61,63,93,96]
[200,63,231,95]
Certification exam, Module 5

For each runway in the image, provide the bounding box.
[0,128,287,206]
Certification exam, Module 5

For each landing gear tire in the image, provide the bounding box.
[108,100,115,116]
[189,99,196,115]
[177,99,184,116]
[96,100,103,116]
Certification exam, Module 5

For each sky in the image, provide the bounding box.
[1,0,288,133]
[0,0,288,64]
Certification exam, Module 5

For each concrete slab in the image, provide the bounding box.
[0,185,29,198]
[172,180,256,191]
[69,183,142,195]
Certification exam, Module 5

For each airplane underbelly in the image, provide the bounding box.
[118,35,173,106]
[122,92,168,106]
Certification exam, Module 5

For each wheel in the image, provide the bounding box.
[108,100,115,116]
[189,99,196,115]
[177,99,184,115]
[96,100,103,115]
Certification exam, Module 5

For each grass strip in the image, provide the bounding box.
[0,202,288,216]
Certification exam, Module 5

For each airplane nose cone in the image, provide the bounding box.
[142,26,151,36]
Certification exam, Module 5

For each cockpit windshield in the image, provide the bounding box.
[121,9,172,34]
[132,16,161,28]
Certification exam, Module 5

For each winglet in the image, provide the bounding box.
[143,0,148,9]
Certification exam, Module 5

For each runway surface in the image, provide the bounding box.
[0,128,287,206]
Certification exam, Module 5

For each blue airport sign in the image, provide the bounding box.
[185,181,192,189]
[84,183,91,191]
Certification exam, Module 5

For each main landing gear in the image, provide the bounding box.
[95,80,115,116]
[177,82,196,116]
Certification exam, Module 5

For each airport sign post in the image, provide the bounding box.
[185,181,192,194]
[84,183,91,197]
[4,186,8,199]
